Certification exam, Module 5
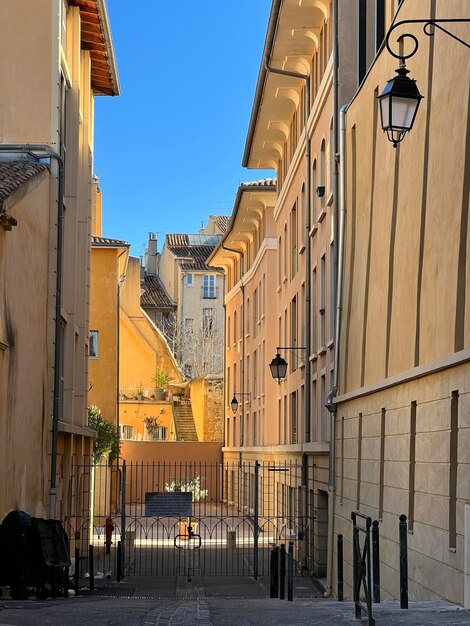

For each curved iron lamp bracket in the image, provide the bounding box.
[386,18,470,62]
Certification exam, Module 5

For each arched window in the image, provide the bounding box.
[320,139,326,212]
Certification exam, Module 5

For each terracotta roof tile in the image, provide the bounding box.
[141,274,175,309]
[166,233,222,271]
[91,235,129,247]
[0,161,48,207]
[240,177,276,188]
[209,214,230,232]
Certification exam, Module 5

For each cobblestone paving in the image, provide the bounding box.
[1,578,470,626]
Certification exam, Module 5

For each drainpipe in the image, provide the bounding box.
[324,103,348,597]
[264,54,312,570]
[116,248,129,457]
[0,144,64,519]
[221,243,245,448]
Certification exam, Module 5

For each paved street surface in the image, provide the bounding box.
[0,575,469,625]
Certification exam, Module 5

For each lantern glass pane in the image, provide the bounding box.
[391,96,418,130]
[379,95,391,129]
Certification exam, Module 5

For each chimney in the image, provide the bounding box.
[146,232,158,274]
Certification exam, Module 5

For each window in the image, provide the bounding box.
[147,424,168,441]
[291,392,298,444]
[233,310,237,344]
[227,316,231,347]
[203,274,216,298]
[291,296,298,372]
[291,203,297,278]
[312,159,318,224]
[203,308,216,333]
[184,318,194,333]
[283,224,288,278]
[253,350,257,399]
[312,268,317,353]
[321,374,326,441]
[186,274,193,286]
[253,288,258,338]
[320,255,326,347]
[119,425,134,440]
[330,242,335,340]
[320,139,326,213]
[89,330,98,358]
[246,299,250,335]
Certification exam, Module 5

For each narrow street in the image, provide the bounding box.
[0,575,469,626]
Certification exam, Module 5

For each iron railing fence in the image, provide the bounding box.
[63,460,316,579]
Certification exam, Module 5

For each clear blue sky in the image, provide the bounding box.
[94,1,274,259]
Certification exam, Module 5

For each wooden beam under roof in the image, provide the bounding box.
[69,0,119,96]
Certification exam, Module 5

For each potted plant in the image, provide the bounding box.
[144,416,161,440]
[151,367,174,401]
[136,382,145,401]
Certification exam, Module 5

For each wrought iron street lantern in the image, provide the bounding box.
[231,392,251,414]
[380,17,470,147]
[379,64,423,147]
[269,352,288,384]
[230,395,239,414]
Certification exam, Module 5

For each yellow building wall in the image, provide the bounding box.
[120,257,182,394]
[88,247,120,423]
[0,0,54,144]
[119,400,175,442]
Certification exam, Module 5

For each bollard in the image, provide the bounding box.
[116,540,122,583]
[399,514,408,609]
[88,544,94,591]
[270,547,279,598]
[372,521,380,603]
[74,547,80,596]
[337,534,344,601]
[280,543,286,600]
[287,541,294,602]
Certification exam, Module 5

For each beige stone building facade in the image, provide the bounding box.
[332,0,470,606]
[210,0,470,597]
[157,224,226,379]
[0,0,119,520]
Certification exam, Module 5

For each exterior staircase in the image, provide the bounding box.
[172,402,199,442]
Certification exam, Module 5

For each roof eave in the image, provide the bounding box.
[242,0,282,168]
[207,181,276,267]
[96,0,121,96]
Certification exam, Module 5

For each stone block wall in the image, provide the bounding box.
[333,362,470,605]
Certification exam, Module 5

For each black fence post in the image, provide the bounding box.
[287,541,294,601]
[337,534,344,601]
[279,543,286,600]
[270,547,279,598]
[116,540,122,583]
[74,547,80,596]
[88,544,94,591]
[399,514,408,609]
[372,521,380,603]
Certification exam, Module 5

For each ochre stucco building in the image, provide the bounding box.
[0,0,119,520]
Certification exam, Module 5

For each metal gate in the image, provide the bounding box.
[64,460,315,579]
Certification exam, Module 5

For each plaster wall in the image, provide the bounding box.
[335,0,470,603]
[190,377,224,442]
[0,0,54,144]
[88,247,119,422]
[0,178,51,518]
[119,257,182,394]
